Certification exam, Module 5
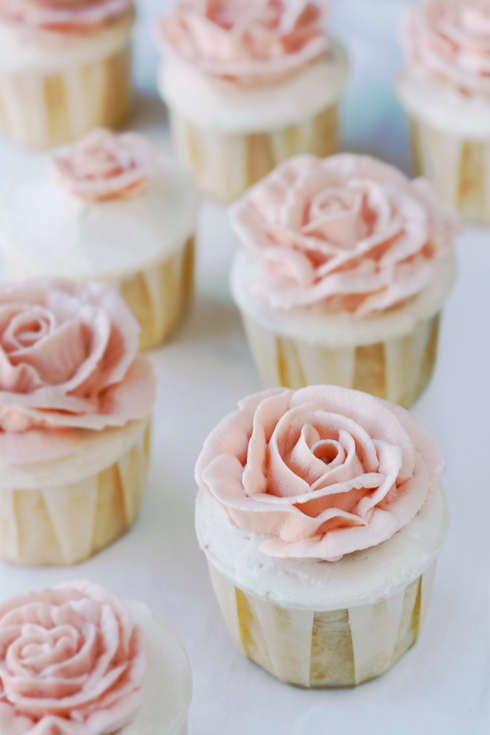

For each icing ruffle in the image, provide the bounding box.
[158,0,330,87]
[230,154,460,316]
[195,385,445,560]
[0,0,132,32]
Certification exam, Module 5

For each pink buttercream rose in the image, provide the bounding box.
[158,0,330,87]
[195,386,445,560]
[0,0,132,31]
[403,0,490,96]
[0,581,146,735]
[230,154,460,316]
[52,130,156,204]
[0,278,156,464]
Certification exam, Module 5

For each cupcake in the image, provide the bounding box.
[0,581,192,734]
[230,154,459,408]
[0,278,156,566]
[396,0,490,223]
[195,385,448,688]
[0,129,199,351]
[0,0,135,149]
[155,0,348,203]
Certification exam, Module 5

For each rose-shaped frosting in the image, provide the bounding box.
[230,154,460,316]
[0,581,146,735]
[195,385,444,560]
[158,0,330,87]
[403,0,490,96]
[0,277,156,464]
[52,130,157,204]
[0,0,132,32]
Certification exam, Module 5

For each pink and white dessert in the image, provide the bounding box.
[0,277,157,566]
[0,581,192,735]
[155,0,348,202]
[230,153,459,407]
[396,0,490,222]
[0,129,199,351]
[0,0,135,149]
[195,384,449,687]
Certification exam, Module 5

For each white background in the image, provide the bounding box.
[0,1,489,734]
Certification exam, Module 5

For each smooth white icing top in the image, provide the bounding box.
[396,70,490,139]
[122,599,192,735]
[158,40,349,134]
[0,154,199,281]
[196,485,448,611]
[0,416,149,490]
[231,248,456,347]
[0,13,132,73]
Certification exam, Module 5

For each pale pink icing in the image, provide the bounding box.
[52,130,156,204]
[195,385,445,560]
[158,0,330,87]
[0,278,156,464]
[230,154,460,316]
[0,0,132,32]
[0,581,146,735]
[403,0,490,96]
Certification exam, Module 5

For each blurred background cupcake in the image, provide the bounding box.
[230,153,459,408]
[0,0,135,149]
[396,0,490,224]
[155,0,348,203]
[0,129,199,350]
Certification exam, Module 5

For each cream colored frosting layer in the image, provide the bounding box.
[0,13,132,73]
[0,416,149,490]
[0,155,199,281]
[122,600,192,735]
[195,485,448,611]
[396,70,490,139]
[158,41,348,134]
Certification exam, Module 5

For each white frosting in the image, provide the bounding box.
[158,40,349,134]
[396,70,490,140]
[0,154,199,281]
[0,13,133,74]
[0,417,150,491]
[195,486,448,611]
[231,249,456,348]
[122,599,192,735]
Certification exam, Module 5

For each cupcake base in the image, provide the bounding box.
[169,104,339,203]
[0,43,132,149]
[0,417,151,566]
[241,310,440,409]
[410,117,490,224]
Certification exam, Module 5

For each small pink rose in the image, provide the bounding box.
[0,0,132,30]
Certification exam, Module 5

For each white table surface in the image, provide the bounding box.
[0,2,489,734]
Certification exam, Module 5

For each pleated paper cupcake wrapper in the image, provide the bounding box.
[241,311,441,408]
[0,43,131,149]
[208,560,437,688]
[169,104,339,203]
[0,420,151,566]
[410,115,490,224]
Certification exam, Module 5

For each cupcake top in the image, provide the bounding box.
[230,154,460,318]
[0,277,156,465]
[402,0,490,97]
[157,0,331,88]
[195,385,445,561]
[0,581,146,735]
[0,130,199,280]
[0,0,133,33]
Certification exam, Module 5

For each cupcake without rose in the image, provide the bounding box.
[230,153,459,407]
[0,277,156,566]
[0,581,192,735]
[195,385,448,688]
[155,0,348,202]
[0,129,199,351]
[0,0,135,149]
[396,0,490,223]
